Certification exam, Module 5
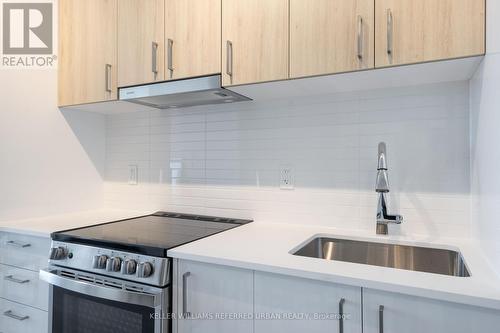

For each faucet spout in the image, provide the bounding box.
[377,142,388,170]
[376,143,390,192]
[376,169,390,193]
[375,142,403,235]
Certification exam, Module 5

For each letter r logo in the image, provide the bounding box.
[2,3,53,54]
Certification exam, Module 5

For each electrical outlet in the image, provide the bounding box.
[280,167,294,190]
[128,165,138,185]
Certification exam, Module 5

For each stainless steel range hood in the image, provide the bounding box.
[118,74,251,109]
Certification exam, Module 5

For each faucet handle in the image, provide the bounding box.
[378,142,387,170]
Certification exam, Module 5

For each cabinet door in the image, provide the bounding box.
[165,0,221,80]
[118,0,165,86]
[58,0,117,107]
[222,0,289,86]
[290,0,374,78]
[375,0,485,67]
[177,260,253,333]
[363,289,500,333]
[254,272,362,333]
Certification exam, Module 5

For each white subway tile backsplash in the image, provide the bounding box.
[104,81,471,238]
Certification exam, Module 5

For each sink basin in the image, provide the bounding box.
[293,237,470,277]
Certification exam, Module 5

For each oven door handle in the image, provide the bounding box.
[39,268,162,308]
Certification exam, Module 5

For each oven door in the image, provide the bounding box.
[40,267,169,333]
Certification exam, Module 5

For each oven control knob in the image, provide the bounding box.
[92,255,108,269]
[49,247,67,260]
[121,259,137,275]
[137,262,154,278]
[106,257,122,272]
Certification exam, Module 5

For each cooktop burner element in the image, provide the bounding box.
[51,212,252,257]
[47,212,252,287]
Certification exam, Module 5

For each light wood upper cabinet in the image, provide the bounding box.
[222,0,289,86]
[118,0,165,87]
[375,0,485,68]
[58,0,117,107]
[59,0,487,105]
[165,0,221,80]
[290,0,374,78]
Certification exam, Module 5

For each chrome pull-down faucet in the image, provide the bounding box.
[376,142,403,235]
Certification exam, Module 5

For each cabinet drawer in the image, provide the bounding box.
[0,233,50,271]
[0,298,48,333]
[0,264,49,311]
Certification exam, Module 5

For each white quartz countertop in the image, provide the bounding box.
[168,221,500,311]
[2,210,498,310]
[0,209,151,237]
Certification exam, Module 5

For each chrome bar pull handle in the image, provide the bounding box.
[167,38,174,78]
[357,15,363,60]
[226,40,233,82]
[105,64,112,93]
[6,240,31,248]
[379,305,384,333]
[387,9,393,56]
[339,298,346,333]
[152,42,159,78]
[182,272,191,317]
[4,275,30,284]
[4,310,29,321]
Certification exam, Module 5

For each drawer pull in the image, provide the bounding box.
[167,38,174,78]
[6,240,31,248]
[379,305,384,333]
[152,41,159,78]
[4,310,29,321]
[357,15,363,60]
[339,298,345,333]
[105,64,112,93]
[386,9,393,56]
[182,271,191,317]
[226,40,233,83]
[4,275,30,284]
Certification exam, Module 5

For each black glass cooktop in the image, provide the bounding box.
[52,212,252,257]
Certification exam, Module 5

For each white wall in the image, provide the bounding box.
[469,0,500,274]
[103,81,471,239]
[0,69,105,221]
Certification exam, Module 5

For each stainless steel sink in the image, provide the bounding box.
[293,237,470,277]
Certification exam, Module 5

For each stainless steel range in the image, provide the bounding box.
[39,212,251,333]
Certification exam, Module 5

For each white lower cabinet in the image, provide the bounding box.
[175,260,500,333]
[0,264,49,311]
[0,232,50,271]
[0,298,48,333]
[254,271,362,333]
[363,288,500,333]
[0,232,50,333]
[176,260,254,333]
